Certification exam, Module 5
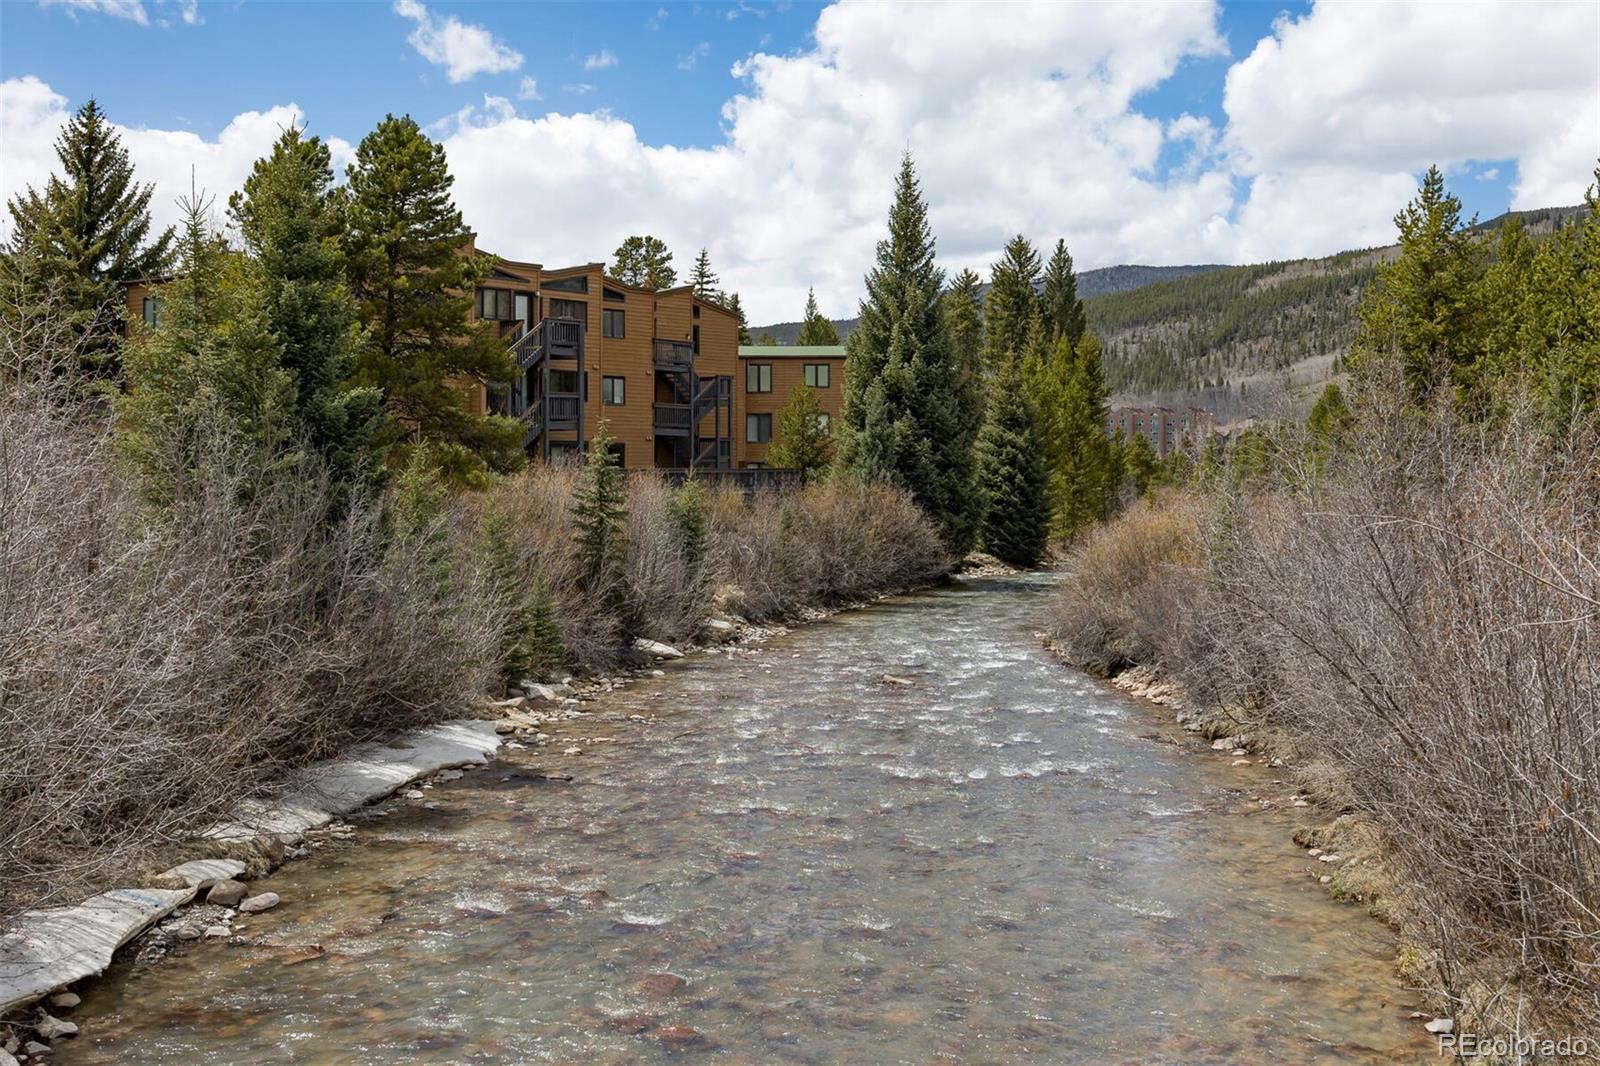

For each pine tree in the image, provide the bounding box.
[343,114,520,486]
[610,235,676,289]
[668,478,709,571]
[571,424,628,610]
[975,363,1049,568]
[766,384,833,479]
[944,268,985,371]
[726,292,753,345]
[4,99,174,374]
[1525,168,1600,434]
[118,191,298,507]
[943,267,987,467]
[479,507,562,687]
[1041,239,1087,350]
[1353,165,1486,402]
[229,126,386,506]
[1048,337,1113,539]
[795,287,840,345]
[983,234,1041,369]
[688,247,719,299]
[837,154,979,553]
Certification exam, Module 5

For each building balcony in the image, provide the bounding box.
[654,339,694,368]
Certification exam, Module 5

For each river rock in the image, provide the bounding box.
[206,880,249,907]
[34,1013,76,1040]
[633,638,684,660]
[46,993,78,1010]
[522,681,571,702]
[1210,736,1245,751]
[24,1043,51,1057]
[239,892,280,914]
[0,1049,16,1066]
[1424,1018,1454,1034]
[879,674,915,687]
[634,973,686,998]
[564,746,583,756]
[204,925,230,939]
[651,1024,708,1050]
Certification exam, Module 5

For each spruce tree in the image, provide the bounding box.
[1041,239,1087,350]
[688,247,719,299]
[983,234,1041,369]
[943,267,987,466]
[975,363,1049,568]
[766,384,833,479]
[571,424,628,612]
[795,287,841,345]
[229,126,386,505]
[343,114,520,485]
[610,235,676,289]
[118,191,297,507]
[726,292,753,345]
[1048,338,1113,540]
[4,99,174,374]
[1353,165,1485,402]
[837,154,979,553]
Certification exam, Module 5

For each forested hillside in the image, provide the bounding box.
[751,263,1226,344]
[1093,206,1584,417]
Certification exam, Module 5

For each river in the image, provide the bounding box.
[59,574,1429,1063]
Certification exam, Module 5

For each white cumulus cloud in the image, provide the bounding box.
[393,0,523,84]
[583,49,619,71]
[4,0,1596,323]
[38,0,149,24]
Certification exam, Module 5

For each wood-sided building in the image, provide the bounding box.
[469,249,740,472]
[736,344,847,467]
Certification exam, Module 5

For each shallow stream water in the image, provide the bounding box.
[61,574,1429,1063]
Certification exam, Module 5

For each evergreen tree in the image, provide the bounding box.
[118,191,297,507]
[766,385,833,479]
[1524,168,1600,434]
[229,126,386,505]
[479,508,563,687]
[571,424,628,611]
[975,363,1050,568]
[1028,330,1111,539]
[756,330,778,345]
[837,154,979,552]
[795,287,841,345]
[668,478,709,571]
[726,292,753,345]
[1041,239,1087,350]
[1119,430,1158,501]
[4,99,174,374]
[343,114,520,486]
[1353,165,1486,401]
[610,235,676,289]
[688,247,719,299]
[943,268,985,371]
[983,234,1041,369]
[943,267,987,469]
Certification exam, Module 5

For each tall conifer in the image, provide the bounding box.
[983,234,1041,369]
[976,363,1049,568]
[838,154,978,552]
[795,287,840,345]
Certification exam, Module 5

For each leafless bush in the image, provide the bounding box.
[1,315,494,918]
[1053,384,1600,1034]
[707,478,948,618]
[1049,491,1201,676]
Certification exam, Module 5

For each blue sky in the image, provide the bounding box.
[1,1,1591,321]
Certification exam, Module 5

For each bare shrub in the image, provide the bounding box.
[1049,491,1201,676]
[621,475,712,646]
[1054,383,1600,1034]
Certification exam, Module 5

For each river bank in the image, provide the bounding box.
[0,576,944,1060]
[18,574,1431,1063]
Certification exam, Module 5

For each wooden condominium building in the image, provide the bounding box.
[125,244,847,474]
[469,247,738,472]
[736,345,846,467]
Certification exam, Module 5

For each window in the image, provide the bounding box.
[746,363,772,393]
[142,295,164,328]
[602,375,626,405]
[545,275,588,293]
[692,324,700,354]
[550,298,586,321]
[746,414,772,443]
[603,309,625,339]
[514,293,530,326]
[693,304,701,319]
[816,413,830,435]
[549,369,588,399]
[804,363,830,389]
[476,287,514,321]
[603,287,626,303]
